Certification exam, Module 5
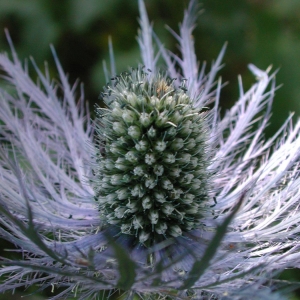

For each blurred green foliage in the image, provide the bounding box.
[1,0,300,134]
[0,0,300,299]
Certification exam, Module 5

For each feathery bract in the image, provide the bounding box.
[0,1,300,299]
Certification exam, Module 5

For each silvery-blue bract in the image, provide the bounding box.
[0,0,299,299]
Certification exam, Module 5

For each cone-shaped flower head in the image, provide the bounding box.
[1,0,300,299]
[93,69,210,245]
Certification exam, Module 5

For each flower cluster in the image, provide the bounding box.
[93,68,210,245]
[0,0,300,299]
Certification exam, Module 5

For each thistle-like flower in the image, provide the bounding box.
[93,69,210,246]
[0,0,300,299]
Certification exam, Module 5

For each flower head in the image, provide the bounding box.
[0,0,300,299]
[93,68,210,245]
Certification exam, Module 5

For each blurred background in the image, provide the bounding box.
[0,0,300,299]
[0,0,299,133]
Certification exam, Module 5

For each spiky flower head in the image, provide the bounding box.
[93,68,210,245]
[0,0,300,299]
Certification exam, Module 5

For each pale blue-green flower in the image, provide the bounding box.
[0,1,299,299]
[93,68,210,246]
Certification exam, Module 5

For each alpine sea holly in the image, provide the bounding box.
[93,68,210,246]
[0,0,300,299]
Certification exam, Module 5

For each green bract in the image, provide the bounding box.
[94,68,210,245]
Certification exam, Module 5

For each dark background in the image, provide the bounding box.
[0,0,300,299]
[0,0,300,134]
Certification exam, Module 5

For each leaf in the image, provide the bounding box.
[104,233,137,291]
[179,192,244,290]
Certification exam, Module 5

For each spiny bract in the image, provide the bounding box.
[1,0,300,299]
[93,68,210,245]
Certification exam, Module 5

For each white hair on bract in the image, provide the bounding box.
[0,1,299,299]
